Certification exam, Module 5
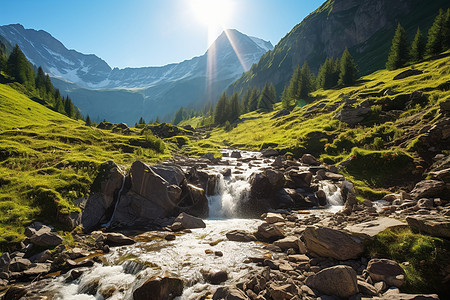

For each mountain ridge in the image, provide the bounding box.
[0,25,272,123]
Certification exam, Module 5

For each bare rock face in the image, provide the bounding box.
[335,106,371,125]
[410,180,446,199]
[133,275,184,300]
[305,265,358,298]
[406,215,450,238]
[82,161,125,231]
[303,226,364,260]
[366,258,405,287]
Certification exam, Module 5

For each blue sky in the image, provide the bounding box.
[0,0,324,68]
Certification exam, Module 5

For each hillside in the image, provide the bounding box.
[0,82,170,247]
[181,52,450,199]
[228,0,449,95]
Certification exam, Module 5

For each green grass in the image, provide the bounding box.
[0,83,170,249]
[183,52,450,199]
[365,228,450,296]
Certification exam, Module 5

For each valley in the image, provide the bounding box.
[0,0,450,299]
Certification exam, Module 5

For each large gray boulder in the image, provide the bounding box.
[366,258,405,287]
[82,161,125,231]
[305,265,358,298]
[406,215,450,238]
[303,226,364,260]
[410,180,446,199]
[29,231,63,248]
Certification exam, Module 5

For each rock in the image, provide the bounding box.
[165,234,176,241]
[261,148,279,157]
[151,164,185,186]
[416,198,434,209]
[335,106,371,125]
[288,254,310,263]
[268,283,297,300]
[357,280,378,296]
[303,226,364,260]
[410,180,446,200]
[305,265,358,298]
[393,69,423,80]
[265,213,285,224]
[133,275,184,300]
[345,217,407,238]
[103,232,135,246]
[29,250,52,263]
[226,230,256,242]
[23,262,51,277]
[0,252,11,272]
[181,184,209,218]
[324,172,345,181]
[202,152,216,161]
[406,215,450,238]
[367,258,405,287]
[29,231,63,248]
[273,236,303,251]
[382,193,401,202]
[429,168,450,182]
[171,212,206,231]
[213,286,249,300]
[301,154,320,166]
[287,170,312,189]
[255,223,285,242]
[222,168,232,177]
[9,257,31,272]
[203,270,228,284]
[264,169,285,190]
[82,161,125,231]
[3,286,28,300]
[249,173,272,199]
[315,190,327,206]
[231,151,242,159]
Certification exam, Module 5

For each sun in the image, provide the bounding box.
[190,0,232,28]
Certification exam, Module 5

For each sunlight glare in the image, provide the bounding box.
[190,0,232,28]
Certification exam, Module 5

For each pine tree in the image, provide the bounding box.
[257,82,275,112]
[54,95,65,114]
[286,65,300,102]
[214,92,228,124]
[410,28,426,62]
[386,23,409,70]
[85,115,92,126]
[298,62,314,99]
[172,107,185,124]
[317,57,339,89]
[338,48,358,86]
[281,85,292,109]
[138,117,146,125]
[7,45,35,87]
[426,9,446,56]
[229,92,240,122]
[241,89,252,113]
[444,9,450,50]
[247,87,260,112]
[64,96,75,118]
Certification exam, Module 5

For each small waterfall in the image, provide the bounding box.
[320,181,344,207]
[207,173,251,218]
[103,176,126,228]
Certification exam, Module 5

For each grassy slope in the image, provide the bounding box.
[183,53,450,198]
[0,83,170,248]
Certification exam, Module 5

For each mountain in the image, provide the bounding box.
[228,0,450,95]
[0,25,273,123]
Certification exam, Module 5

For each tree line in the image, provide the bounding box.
[386,8,450,70]
[0,44,82,120]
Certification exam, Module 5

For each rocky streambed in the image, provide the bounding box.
[0,150,449,299]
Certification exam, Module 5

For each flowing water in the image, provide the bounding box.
[44,150,343,299]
